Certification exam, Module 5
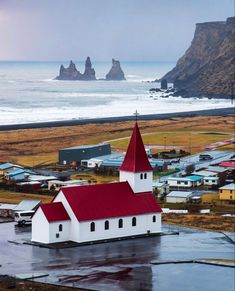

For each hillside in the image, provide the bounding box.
[162,17,235,98]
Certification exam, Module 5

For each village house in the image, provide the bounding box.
[166,191,192,203]
[0,163,23,175]
[167,175,203,188]
[219,183,235,202]
[32,123,162,244]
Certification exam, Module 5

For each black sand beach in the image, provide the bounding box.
[0,107,234,131]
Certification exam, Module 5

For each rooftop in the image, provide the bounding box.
[0,163,22,170]
[167,191,192,198]
[61,143,109,150]
[40,202,71,222]
[14,200,41,211]
[168,175,202,181]
[119,122,153,173]
[58,181,162,221]
[219,183,235,190]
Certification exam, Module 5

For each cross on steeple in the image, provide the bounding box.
[133,110,140,122]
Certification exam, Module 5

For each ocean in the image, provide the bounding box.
[0,61,231,125]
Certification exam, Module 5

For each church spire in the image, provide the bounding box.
[120,122,152,173]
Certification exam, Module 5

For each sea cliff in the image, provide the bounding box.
[161,17,235,98]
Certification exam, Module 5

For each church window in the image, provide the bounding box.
[144,173,147,179]
[59,224,63,232]
[132,217,136,226]
[105,220,109,230]
[152,215,156,223]
[140,173,143,180]
[90,222,95,232]
[118,218,123,228]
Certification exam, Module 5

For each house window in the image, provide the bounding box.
[177,181,180,185]
[152,215,156,223]
[59,224,63,232]
[132,217,136,226]
[144,173,147,179]
[118,218,123,228]
[230,190,233,194]
[90,222,95,232]
[184,181,188,185]
[140,173,143,180]
[56,233,59,238]
[104,220,109,230]
[230,195,233,200]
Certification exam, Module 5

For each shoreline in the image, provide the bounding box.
[0,107,234,131]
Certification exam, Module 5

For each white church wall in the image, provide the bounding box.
[31,207,49,243]
[54,191,80,242]
[120,171,153,193]
[78,213,161,243]
[48,221,71,243]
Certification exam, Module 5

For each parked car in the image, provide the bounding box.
[199,154,213,161]
[14,210,35,226]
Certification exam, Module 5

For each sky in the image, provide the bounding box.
[0,0,233,61]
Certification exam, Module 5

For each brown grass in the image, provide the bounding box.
[0,190,53,204]
[162,213,235,232]
[0,115,234,166]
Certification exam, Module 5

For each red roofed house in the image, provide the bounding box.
[32,123,162,244]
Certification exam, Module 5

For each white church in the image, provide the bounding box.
[31,122,162,244]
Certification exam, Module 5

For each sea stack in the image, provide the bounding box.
[82,57,96,80]
[56,61,82,80]
[105,59,126,80]
[55,57,96,80]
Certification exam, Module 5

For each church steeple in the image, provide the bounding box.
[119,122,153,193]
[120,122,152,172]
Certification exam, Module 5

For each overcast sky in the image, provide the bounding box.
[0,0,233,61]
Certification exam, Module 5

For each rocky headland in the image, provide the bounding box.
[55,58,125,81]
[161,17,235,99]
[105,59,126,80]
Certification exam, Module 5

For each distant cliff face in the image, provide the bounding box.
[162,17,235,98]
[105,59,126,80]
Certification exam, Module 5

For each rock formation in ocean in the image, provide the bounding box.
[105,59,126,80]
[161,79,168,90]
[161,17,235,98]
[56,57,96,80]
[82,57,96,80]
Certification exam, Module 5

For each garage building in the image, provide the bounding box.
[59,144,111,165]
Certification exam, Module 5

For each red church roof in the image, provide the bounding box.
[60,182,161,221]
[40,202,71,222]
[120,122,153,172]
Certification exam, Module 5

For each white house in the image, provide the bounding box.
[32,122,162,245]
[167,175,203,188]
[47,179,88,191]
[166,191,192,203]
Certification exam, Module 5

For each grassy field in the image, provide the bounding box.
[0,115,234,167]
[162,213,235,232]
[0,190,53,204]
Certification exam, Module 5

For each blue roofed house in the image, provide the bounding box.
[0,163,23,175]
[5,168,35,181]
[167,175,203,188]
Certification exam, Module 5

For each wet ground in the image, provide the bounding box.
[0,222,234,291]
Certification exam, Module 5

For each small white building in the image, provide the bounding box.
[32,122,162,245]
[203,176,220,186]
[152,181,170,198]
[48,179,89,191]
[166,191,192,203]
[167,175,202,188]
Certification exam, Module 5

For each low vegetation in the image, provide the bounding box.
[162,213,235,232]
[0,115,234,166]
